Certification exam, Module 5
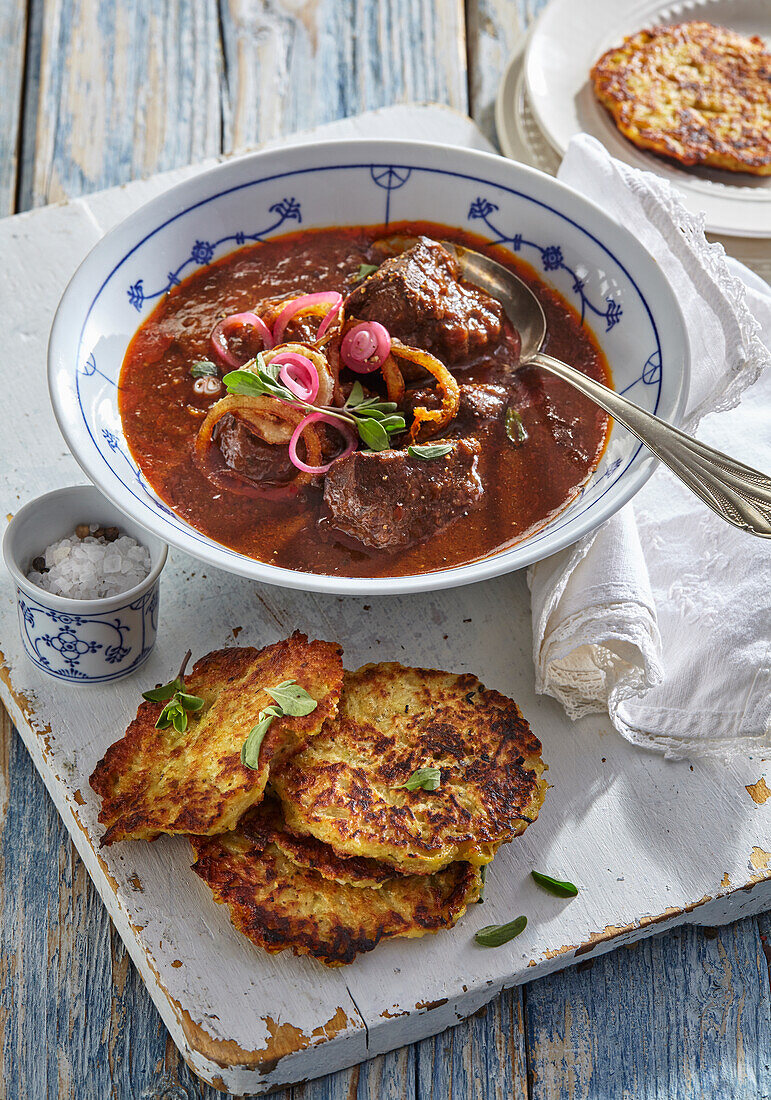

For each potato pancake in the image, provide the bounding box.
[271,663,547,874]
[244,796,404,888]
[591,22,771,175]
[90,633,343,845]
[189,803,481,965]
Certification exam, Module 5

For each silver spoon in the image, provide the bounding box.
[445,242,771,538]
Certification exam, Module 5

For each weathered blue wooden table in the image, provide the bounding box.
[1,2,770,1097]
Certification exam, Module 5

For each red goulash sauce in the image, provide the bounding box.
[119,222,611,577]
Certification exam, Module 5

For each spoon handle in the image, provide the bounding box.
[531,352,771,538]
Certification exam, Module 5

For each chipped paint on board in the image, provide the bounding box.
[750,847,771,871]
[746,778,771,805]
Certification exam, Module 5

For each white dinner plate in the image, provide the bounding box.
[524,0,771,238]
[495,34,560,175]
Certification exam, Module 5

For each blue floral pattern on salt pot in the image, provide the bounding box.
[16,584,160,683]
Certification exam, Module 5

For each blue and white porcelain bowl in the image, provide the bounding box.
[3,485,167,683]
[48,139,689,595]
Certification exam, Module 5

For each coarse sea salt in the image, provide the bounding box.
[27,525,152,600]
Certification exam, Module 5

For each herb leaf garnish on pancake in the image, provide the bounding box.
[240,679,318,769]
[474,915,527,948]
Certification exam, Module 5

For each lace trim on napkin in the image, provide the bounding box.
[599,150,767,426]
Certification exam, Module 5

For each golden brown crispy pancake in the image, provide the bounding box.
[90,633,343,845]
[189,801,481,965]
[271,663,547,874]
[246,795,404,887]
[591,22,771,175]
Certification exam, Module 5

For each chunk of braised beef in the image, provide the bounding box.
[322,439,483,550]
[214,415,296,486]
[345,237,503,363]
[403,383,510,437]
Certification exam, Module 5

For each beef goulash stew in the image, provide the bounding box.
[120,224,611,577]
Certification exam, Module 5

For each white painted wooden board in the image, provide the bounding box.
[1,106,770,1095]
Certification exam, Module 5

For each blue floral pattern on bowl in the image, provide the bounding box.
[467,197,623,332]
[126,198,303,311]
[17,584,160,683]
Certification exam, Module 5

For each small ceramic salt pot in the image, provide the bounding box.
[2,484,168,684]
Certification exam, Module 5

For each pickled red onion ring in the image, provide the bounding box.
[262,343,334,408]
[340,322,391,373]
[289,412,357,475]
[273,351,320,403]
[316,297,344,340]
[272,292,343,344]
[210,312,273,368]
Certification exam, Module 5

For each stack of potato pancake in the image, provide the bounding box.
[91,633,547,965]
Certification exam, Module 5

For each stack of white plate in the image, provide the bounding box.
[495,0,771,279]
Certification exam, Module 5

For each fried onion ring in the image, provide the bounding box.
[379,353,405,405]
[390,340,460,441]
[194,394,322,498]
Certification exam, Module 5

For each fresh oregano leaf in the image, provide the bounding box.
[505,407,528,446]
[171,707,188,734]
[345,381,366,408]
[397,766,441,792]
[143,677,184,703]
[356,263,379,281]
[357,416,390,451]
[155,690,204,731]
[407,443,453,460]
[223,364,292,402]
[190,359,219,378]
[379,414,406,434]
[265,680,318,717]
[474,915,527,947]
[259,354,281,383]
[156,698,187,732]
[177,692,205,712]
[241,705,283,770]
[145,651,200,726]
[223,369,267,397]
[531,870,578,898]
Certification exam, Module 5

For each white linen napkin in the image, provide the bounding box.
[529,134,771,759]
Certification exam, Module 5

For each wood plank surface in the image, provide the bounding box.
[2,0,770,1097]
[525,920,771,1100]
[21,0,467,210]
[466,0,527,145]
[218,0,467,153]
[0,0,28,215]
